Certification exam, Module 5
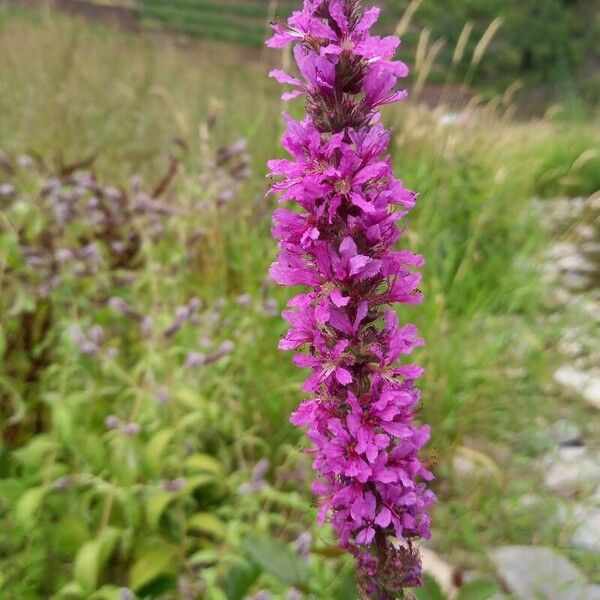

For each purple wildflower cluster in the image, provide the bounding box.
[267,0,435,596]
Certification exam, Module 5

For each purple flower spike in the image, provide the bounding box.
[267,1,434,596]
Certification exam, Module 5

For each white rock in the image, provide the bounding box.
[556,253,597,274]
[581,242,600,258]
[452,454,477,478]
[561,271,593,291]
[575,224,596,242]
[556,502,593,525]
[571,507,600,554]
[548,420,582,446]
[584,378,600,409]
[552,287,573,307]
[520,493,542,507]
[557,338,585,358]
[557,446,588,461]
[543,448,600,497]
[550,242,578,259]
[554,366,600,409]
[583,301,600,322]
[557,327,586,358]
[585,195,600,211]
[491,546,600,600]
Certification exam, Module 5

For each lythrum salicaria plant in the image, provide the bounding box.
[267,1,435,597]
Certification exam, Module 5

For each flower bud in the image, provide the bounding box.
[118,588,135,600]
[121,422,141,437]
[155,386,171,405]
[17,154,33,169]
[294,532,312,560]
[141,316,154,338]
[0,183,16,199]
[162,478,187,492]
[188,297,202,311]
[184,352,206,369]
[105,415,121,430]
[236,293,253,307]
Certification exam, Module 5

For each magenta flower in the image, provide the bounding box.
[266,4,336,49]
[268,1,434,596]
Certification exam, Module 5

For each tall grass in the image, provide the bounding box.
[0,1,577,475]
[0,8,281,182]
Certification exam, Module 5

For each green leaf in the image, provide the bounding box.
[74,528,120,593]
[74,540,101,593]
[187,512,227,539]
[138,575,176,597]
[177,413,203,429]
[53,403,75,448]
[184,473,216,493]
[260,487,305,510]
[54,516,90,558]
[242,536,308,588]
[13,435,56,468]
[97,527,121,565]
[145,491,178,531]
[76,433,106,471]
[51,581,84,599]
[188,549,220,566]
[14,486,47,530]
[145,475,214,531]
[12,287,36,313]
[89,586,128,600]
[206,588,229,600]
[0,325,6,358]
[145,428,175,473]
[0,231,22,269]
[112,487,141,529]
[332,560,360,599]
[174,387,205,410]
[412,574,446,600]
[129,545,179,595]
[457,578,500,600]
[221,561,261,600]
[184,453,224,476]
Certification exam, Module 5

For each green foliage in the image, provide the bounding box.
[0,146,348,597]
[412,574,445,600]
[387,0,598,92]
[242,536,309,589]
[456,579,501,600]
[140,0,267,47]
[136,0,599,97]
[411,575,500,600]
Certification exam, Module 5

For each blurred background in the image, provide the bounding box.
[0,1,598,599]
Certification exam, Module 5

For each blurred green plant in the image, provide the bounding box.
[1,7,598,599]
[0,138,357,598]
[387,0,598,94]
[412,574,500,600]
[136,0,599,100]
[531,129,600,198]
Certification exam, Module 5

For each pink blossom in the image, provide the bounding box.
[267,1,434,596]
